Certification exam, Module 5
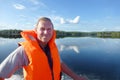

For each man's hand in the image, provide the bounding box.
[61,62,89,80]
[74,75,88,80]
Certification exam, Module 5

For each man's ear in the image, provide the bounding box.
[34,28,37,33]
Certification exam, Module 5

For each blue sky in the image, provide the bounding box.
[0,0,120,32]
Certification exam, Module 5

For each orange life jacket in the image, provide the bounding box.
[19,30,61,80]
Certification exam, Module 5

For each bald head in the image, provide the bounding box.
[35,17,53,31]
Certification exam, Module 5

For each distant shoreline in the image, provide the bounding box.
[0,29,120,38]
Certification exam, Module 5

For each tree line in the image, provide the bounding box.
[0,29,120,38]
[56,30,120,38]
[89,31,120,38]
[0,29,22,38]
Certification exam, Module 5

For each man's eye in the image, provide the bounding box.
[48,28,51,31]
[40,28,45,31]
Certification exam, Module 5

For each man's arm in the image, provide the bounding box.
[0,46,29,79]
[61,62,87,80]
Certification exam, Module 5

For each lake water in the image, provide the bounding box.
[0,37,120,80]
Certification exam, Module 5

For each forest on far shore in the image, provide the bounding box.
[0,29,120,38]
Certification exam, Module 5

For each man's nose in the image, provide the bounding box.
[44,30,48,34]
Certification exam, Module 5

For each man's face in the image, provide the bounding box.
[36,20,53,44]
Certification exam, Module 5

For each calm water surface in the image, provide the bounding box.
[0,37,120,80]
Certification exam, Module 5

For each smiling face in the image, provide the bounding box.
[35,19,54,46]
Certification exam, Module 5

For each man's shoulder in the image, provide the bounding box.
[13,46,26,57]
[17,46,24,50]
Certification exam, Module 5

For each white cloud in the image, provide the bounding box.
[29,0,39,5]
[13,3,25,10]
[19,15,27,18]
[70,16,80,24]
[29,0,48,11]
[60,16,80,24]
[0,23,11,29]
[101,28,107,31]
[60,18,66,24]
[37,2,47,7]
[29,0,47,7]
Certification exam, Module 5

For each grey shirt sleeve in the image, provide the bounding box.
[0,46,29,78]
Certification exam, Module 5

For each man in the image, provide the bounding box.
[0,17,87,80]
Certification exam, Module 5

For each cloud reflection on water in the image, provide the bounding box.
[59,44,80,53]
